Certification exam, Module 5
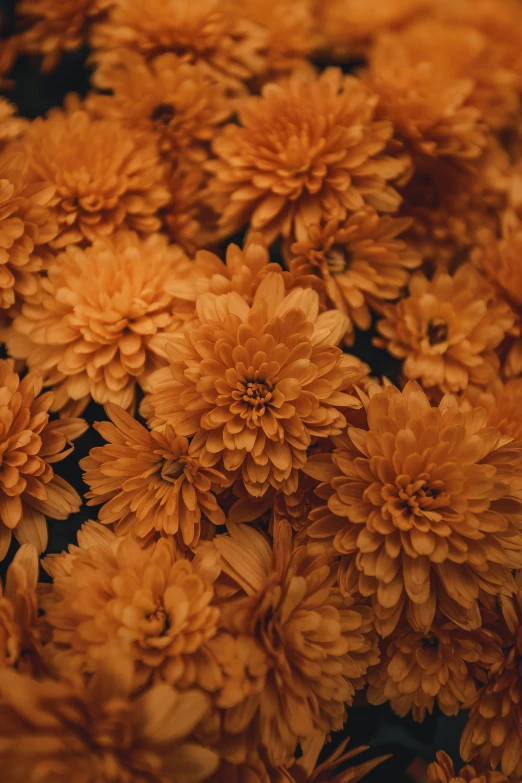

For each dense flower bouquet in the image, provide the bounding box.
[0,0,521,781]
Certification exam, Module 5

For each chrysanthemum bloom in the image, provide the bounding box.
[460,379,522,442]
[23,105,169,248]
[214,521,379,766]
[226,470,323,534]
[225,0,318,83]
[366,34,487,161]
[287,209,420,337]
[81,403,227,547]
[0,99,28,147]
[477,230,522,377]
[0,359,83,560]
[428,751,509,783]
[42,521,268,709]
[91,0,267,92]
[460,573,522,779]
[161,163,215,253]
[316,0,433,58]
[8,232,193,410]
[146,280,362,497]
[0,544,42,673]
[17,0,112,71]
[304,382,522,635]
[397,140,510,270]
[376,17,522,135]
[210,736,389,783]
[206,68,407,245]
[89,50,231,165]
[375,264,514,393]
[0,658,218,783]
[367,618,502,721]
[0,152,57,310]
[182,233,295,305]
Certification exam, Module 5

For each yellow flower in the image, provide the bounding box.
[89,50,232,164]
[206,68,407,244]
[81,404,228,547]
[17,0,112,71]
[367,32,487,160]
[477,229,522,377]
[145,279,361,497]
[0,151,57,310]
[459,570,522,780]
[288,209,420,338]
[0,657,218,783]
[0,100,28,147]
[91,0,267,93]
[42,522,268,712]
[375,264,513,393]
[213,521,379,766]
[23,104,170,247]
[0,359,83,559]
[304,382,522,636]
[8,231,193,410]
[0,544,42,674]
[368,618,502,721]
[428,751,509,783]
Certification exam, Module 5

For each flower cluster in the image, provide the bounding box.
[0,0,522,779]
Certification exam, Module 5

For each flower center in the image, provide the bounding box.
[382,472,447,526]
[150,103,176,125]
[325,245,350,275]
[240,378,273,411]
[161,458,184,483]
[421,635,439,649]
[427,317,448,345]
[145,605,169,636]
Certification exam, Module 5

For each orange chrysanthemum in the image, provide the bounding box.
[42,522,268,713]
[287,209,420,338]
[316,0,433,58]
[145,281,362,497]
[185,233,295,304]
[0,151,57,310]
[91,0,267,92]
[304,382,522,636]
[397,142,510,271]
[460,573,522,779]
[17,0,112,71]
[375,16,522,134]
[460,379,522,442]
[0,100,28,147]
[161,163,216,253]
[8,231,193,410]
[213,521,379,766]
[0,658,218,783]
[23,104,170,248]
[375,264,514,393]
[0,544,42,673]
[225,0,318,83]
[81,403,227,547]
[0,359,83,560]
[206,68,407,245]
[366,34,487,161]
[89,50,231,165]
[367,618,502,721]
[477,230,522,377]
[225,468,324,534]
[428,751,509,783]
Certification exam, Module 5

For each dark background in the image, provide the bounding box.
[0,1,467,778]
